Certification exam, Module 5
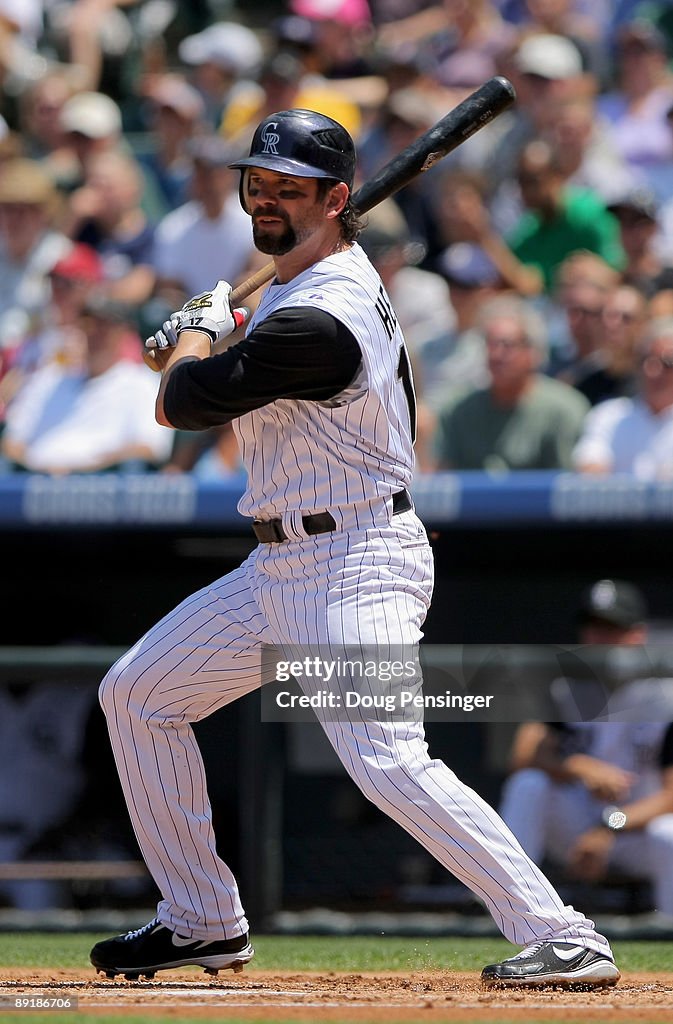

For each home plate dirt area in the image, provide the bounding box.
[2,968,673,1020]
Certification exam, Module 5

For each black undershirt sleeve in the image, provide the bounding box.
[162,306,362,430]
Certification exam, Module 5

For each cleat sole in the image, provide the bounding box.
[482,976,620,990]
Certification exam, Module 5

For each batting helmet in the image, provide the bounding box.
[229,108,356,190]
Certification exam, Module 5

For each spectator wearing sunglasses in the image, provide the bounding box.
[573,314,673,478]
[568,282,649,406]
[433,294,589,471]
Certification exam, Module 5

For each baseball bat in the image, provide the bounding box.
[144,75,516,371]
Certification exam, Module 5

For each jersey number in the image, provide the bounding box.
[397,345,417,442]
[375,285,417,442]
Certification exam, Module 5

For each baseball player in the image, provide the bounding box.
[89,109,620,987]
[500,579,673,914]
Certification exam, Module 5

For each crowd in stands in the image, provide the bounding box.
[2,0,673,478]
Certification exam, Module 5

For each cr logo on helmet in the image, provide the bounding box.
[261,123,280,155]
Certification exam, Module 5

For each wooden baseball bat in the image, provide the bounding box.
[144,75,516,371]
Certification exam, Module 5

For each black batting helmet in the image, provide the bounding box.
[229,108,356,193]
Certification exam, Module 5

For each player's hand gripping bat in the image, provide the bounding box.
[143,75,516,371]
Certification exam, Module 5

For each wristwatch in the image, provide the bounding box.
[601,806,627,831]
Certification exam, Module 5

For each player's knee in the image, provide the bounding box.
[99,656,142,717]
[98,669,115,715]
[645,813,673,850]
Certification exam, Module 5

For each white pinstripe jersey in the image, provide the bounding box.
[234,242,416,519]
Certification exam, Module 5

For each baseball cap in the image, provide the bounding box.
[578,579,648,629]
[271,15,320,49]
[60,92,122,139]
[260,51,305,86]
[187,134,238,168]
[607,186,659,223]
[515,33,583,80]
[439,243,500,288]
[0,158,57,205]
[50,243,103,283]
[178,22,263,76]
[145,74,205,121]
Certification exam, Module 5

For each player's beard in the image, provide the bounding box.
[252,214,297,255]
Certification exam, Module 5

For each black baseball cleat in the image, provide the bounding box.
[481,941,620,988]
[90,918,254,980]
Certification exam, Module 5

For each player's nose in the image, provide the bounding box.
[249,181,282,206]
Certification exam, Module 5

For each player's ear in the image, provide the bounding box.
[324,182,349,220]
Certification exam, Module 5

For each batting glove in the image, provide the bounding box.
[145,281,249,350]
[146,314,180,351]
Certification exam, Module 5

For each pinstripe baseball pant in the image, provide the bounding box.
[99,509,611,955]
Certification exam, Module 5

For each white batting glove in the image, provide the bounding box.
[145,281,249,350]
[146,315,180,351]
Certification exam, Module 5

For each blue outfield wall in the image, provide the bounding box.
[2,470,673,529]
[2,469,673,649]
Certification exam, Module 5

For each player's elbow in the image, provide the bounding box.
[155,398,173,428]
[156,365,187,428]
[156,410,173,428]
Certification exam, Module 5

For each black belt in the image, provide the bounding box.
[252,489,412,544]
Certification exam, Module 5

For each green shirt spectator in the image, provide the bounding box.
[435,374,590,471]
[507,139,626,294]
[508,187,626,293]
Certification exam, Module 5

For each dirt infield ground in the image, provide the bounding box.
[2,967,673,1021]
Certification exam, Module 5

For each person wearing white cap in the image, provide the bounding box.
[58,90,166,221]
[516,32,584,81]
[483,32,591,189]
[178,21,263,130]
[135,74,207,215]
[61,91,123,142]
[57,91,124,191]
